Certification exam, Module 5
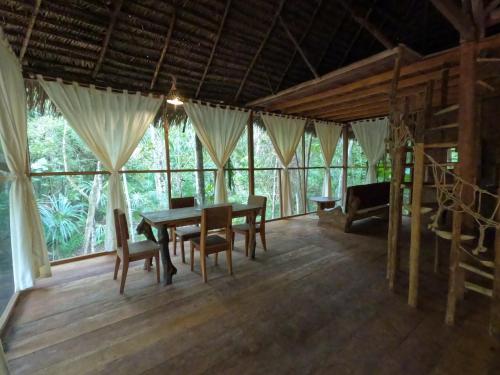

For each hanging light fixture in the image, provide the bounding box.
[166,73,184,106]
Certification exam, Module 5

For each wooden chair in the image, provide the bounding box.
[171,197,201,263]
[232,195,267,256]
[113,209,160,294]
[190,205,233,282]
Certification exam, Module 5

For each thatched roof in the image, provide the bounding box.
[1,0,463,106]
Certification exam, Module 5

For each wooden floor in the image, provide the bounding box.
[2,216,500,374]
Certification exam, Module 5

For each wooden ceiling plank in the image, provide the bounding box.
[278,15,319,79]
[19,0,42,62]
[234,0,287,102]
[274,0,324,92]
[195,0,232,98]
[150,9,176,90]
[338,0,395,49]
[285,66,460,114]
[430,0,476,40]
[92,0,123,79]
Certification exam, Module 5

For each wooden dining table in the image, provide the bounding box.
[138,203,263,285]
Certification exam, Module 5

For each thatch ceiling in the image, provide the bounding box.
[0,0,463,105]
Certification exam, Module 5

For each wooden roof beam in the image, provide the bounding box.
[151,9,176,90]
[274,0,323,92]
[19,0,42,62]
[338,6,374,68]
[430,0,476,40]
[315,10,349,71]
[195,0,232,98]
[338,0,395,49]
[234,0,286,102]
[278,15,319,80]
[92,0,123,79]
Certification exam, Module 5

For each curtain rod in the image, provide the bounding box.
[26,73,166,99]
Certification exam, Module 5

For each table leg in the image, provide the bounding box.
[158,225,177,285]
[248,211,257,259]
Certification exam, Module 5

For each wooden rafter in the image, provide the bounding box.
[338,6,374,68]
[278,15,319,80]
[234,0,286,102]
[274,0,323,92]
[92,0,123,79]
[430,0,476,40]
[338,0,395,49]
[19,0,42,62]
[151,9,176,90]
[195,0,232,98]
[485,0,500,13]
[315,10,349,72]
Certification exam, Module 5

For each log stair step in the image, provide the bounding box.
[433,229,475,241]
[477,57,500,63]
[425,123,458,132]
[459,262,495,280]
[464,281,493,297]
[424,142,458,149]
[433,104,459,116]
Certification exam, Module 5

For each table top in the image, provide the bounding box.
[309,196,340,203]
[141,203,262,227]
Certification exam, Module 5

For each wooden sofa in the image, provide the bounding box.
[318,182,390,232]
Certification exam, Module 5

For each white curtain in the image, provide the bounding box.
[0,29,51,291]
[314,121,342,197]
[38,78,163,250]
[261,114,306,217]
[351,118,389,184]
[184,101,249,203]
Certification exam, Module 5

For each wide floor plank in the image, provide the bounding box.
[2,216,499,374]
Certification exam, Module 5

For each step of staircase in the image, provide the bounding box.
[425,123,458,132]
[464,281,493,297]
[433,104,459,116]
[424,142,458,149]
[459,262,495,280]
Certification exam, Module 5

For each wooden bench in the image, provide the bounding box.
[318,182,390,232]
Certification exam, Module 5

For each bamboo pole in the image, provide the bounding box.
[408,81,433,307]
[248,111,255,195]
[342,126,349,204]
[163,112,172,206]
[490,187,500,335]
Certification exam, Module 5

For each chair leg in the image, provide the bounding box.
[181,239,186,264]
[434,236,440,274]
[113,256,121,280]
[260,230,267,251]
[244,233,249,257]
[155,254,160,283]
[173,230,177,256]
[120,260,129,294]
[190,242,195,272]
[232,231,235,249]
[201,249,207,283]
[226,249,233,275]
[214,252,218,265]
[146,258,152,272]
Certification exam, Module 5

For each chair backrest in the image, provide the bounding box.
[248,195,267,226]
[344,182,390,213]
[113,208,130,256]
[201,205,232,242]
[171,196,196,209]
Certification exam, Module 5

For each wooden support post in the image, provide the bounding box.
[490,188,500,336]
[342,125,349,205]
[302,131,307,213]
[248,111,255,195]
[446,210,463,325]
[163,110,172,206]
[408,81,433,307]
[19,0,42,62]
[387,49,403,289]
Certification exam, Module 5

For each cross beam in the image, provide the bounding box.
[195,0,232,98]
[278,15,319,81]
[430,0,476,40]
[234,0,286,102]
[92,0,123,79]
[338,0,395,49]
[151,9,176,90]
[274,0,323,92]
[19,0,42,62]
